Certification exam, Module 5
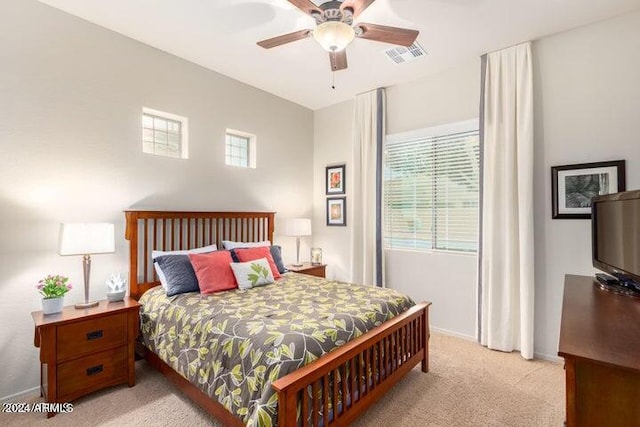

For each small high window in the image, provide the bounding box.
[142,107,188,159]
[225,129,256,168]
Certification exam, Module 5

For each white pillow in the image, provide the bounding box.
[230,258,275,290]
[152,244,217,290]
[222,240,271,250]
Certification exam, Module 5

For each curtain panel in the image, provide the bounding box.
[350,88,385,287]
[478,42,535,359]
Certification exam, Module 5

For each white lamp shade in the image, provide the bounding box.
[59,223,115,255]
[313,21,355,52]
[284,218,312,237]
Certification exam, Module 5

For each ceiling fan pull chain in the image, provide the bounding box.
[332,70,336,90]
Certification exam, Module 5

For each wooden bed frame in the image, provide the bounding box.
[125,210,431,427]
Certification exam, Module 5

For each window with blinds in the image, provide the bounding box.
[142,107,188,159]
[384,120,480,253]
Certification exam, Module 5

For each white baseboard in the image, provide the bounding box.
[534,352,563,363]
[430,326,476,342]
[431,327,563,363]
[1,386,40,404]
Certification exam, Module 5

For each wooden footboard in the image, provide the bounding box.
[273,302,431,426]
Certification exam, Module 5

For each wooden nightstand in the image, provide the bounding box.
[31,298,140,418]
[287,263,327,278]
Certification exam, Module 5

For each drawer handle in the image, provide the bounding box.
[86,330,103,340]
[86,365,104,376]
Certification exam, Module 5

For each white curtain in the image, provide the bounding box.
[479,42,535,359]
[350,88,385,287]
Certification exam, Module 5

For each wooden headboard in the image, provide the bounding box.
[124,210,275,299]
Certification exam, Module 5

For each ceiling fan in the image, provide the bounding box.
[257,0,419,72]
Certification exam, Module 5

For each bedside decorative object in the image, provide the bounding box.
[41,297,65,315]
[106,273,127,302]
[59,223,115,309]
[310,247,322,265]
[107,290,126,302]
[284,218,312,267]
[37,274,72,315]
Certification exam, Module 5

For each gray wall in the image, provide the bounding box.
[0,1,313,400]
[313,60,480,339]
[313,100,354,280]
[385,60,481,339]
[313,9,640,357]
[532,10,640,358]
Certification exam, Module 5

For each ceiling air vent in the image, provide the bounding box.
[384,42,427,64]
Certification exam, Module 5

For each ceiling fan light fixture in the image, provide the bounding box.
[313,21,355,52]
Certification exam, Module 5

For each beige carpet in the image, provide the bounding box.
[2,333,565,426]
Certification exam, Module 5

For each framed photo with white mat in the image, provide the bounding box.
[551,160,625,219]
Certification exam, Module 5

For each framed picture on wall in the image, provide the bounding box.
[326,164,346,195]
[551,160,626,219]
[326,197,346,226]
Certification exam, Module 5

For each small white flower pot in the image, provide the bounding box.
[42,297,64,315]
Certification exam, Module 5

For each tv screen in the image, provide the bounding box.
[592,190,640,285]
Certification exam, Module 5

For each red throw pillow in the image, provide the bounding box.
[188,251,237,294]
[234,247,282,279]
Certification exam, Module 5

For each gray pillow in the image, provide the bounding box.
[154,255,199,296]
[269,245,288,274]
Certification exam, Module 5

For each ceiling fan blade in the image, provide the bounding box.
[330,50,348,71]
[341,0,376,19]
[287,0,322,16]
[356,23,419,47]
[257,29,312,49]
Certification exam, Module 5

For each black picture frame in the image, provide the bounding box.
[325,164,346,195]
[326,197,346,226]
[551,160,626,219]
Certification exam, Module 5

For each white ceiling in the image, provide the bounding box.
[37,0,640,110]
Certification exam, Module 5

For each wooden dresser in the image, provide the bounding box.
[558,275,640,427]
[32,298,140,417]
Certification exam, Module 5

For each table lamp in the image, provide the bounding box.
[59,223,115,309]
[284,218,312,267]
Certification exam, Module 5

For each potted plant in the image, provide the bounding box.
[37,274,72,315]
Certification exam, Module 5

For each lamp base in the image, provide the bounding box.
[75,301,99,309]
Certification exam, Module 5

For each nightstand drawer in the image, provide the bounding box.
[57,346,128,399]
[57,313,127,361]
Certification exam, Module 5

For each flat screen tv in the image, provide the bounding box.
[592,189,640,287]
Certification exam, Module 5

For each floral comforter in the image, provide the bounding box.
[139,272,415,426]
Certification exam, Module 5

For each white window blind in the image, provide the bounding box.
[384,120,480,253]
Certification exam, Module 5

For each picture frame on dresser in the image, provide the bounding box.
[551,160,625,219]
